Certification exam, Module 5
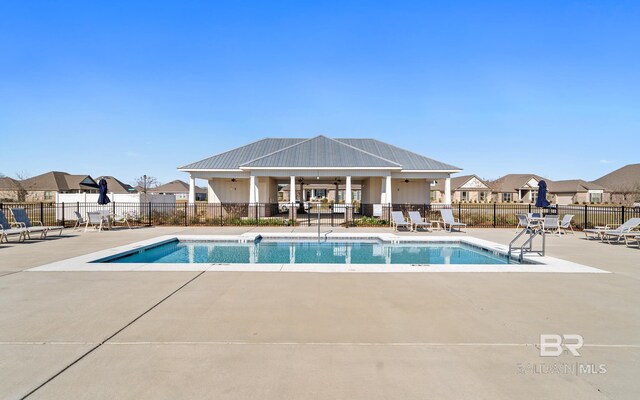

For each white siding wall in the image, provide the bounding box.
[209,178,250,203]
[392,180,429,204]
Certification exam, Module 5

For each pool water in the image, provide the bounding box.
[99,240,512,265]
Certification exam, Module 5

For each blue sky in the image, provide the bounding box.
[1,1,638,185]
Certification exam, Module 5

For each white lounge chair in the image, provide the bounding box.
[584,218,640,243]
[391,211,411,231]
[0,210,27,243]
[85,211,108,232]
[10,208,63,239]
[559,214,574,234]
[439,209,466,232]
[112,213,132,229]
[408,211,431,232]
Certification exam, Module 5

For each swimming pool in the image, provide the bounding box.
[96,238,513,265]
[28,233,607,273]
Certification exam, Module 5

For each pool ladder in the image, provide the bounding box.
[508,226,546,262]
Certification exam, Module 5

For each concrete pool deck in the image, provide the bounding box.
[0,226,639,399]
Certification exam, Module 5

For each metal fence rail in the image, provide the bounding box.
[1,202,638,230]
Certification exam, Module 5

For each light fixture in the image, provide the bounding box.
[231,178,236,182]
[404,179,409,183]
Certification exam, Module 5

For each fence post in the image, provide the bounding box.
[528,203,531,214]
[61,202,65,227]
[331,205,334,227]
[220,203,223,226]
[148,202,152,226]
[493,203,497,228]
[584,205,588,229]
[458,203,461,221]
[621,206,625,225]
[40,202,44,224]
[184,203,188,226]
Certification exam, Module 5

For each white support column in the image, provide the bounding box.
[290,176,296,204]
[385,176,392,204]
[188,176,196,204]
[426,179,432,204]
[444,177,452,205]
[249,175,256,203]
[345,176,352,204]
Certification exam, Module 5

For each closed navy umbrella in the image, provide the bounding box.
[97,178,111,205]
[535,180,550,208]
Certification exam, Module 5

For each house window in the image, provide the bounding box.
[479,191,487,202]
[502,193,512,202]
[590,192,602,203]
[430,191,437,202]
[44,191,54,201]
[461,191,469,201]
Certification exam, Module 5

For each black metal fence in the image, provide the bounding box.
[1,202,639,230]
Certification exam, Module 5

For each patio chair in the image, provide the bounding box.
[10,208,63,239]
[584,218,640,243]
[558,215,575,234]
[85,211,108,232]
[391,211,411,231]
[439,209,466,232]
[542,215,560,235]
[517,214,538,232]
[408,211,431,232]
[73,211,86,230]
[516,214,542,233]
[0,209,27,243]
[626,235,640,248]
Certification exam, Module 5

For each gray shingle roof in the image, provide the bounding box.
[180,135,460,171]
[592,164,640,191]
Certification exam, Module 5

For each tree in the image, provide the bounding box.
[134,175,159,194]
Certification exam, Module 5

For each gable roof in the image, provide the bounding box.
[0,177,22,190]
[432,175,491,191]
[21,171,98,191]
[547,180,606,193]
[95,176,137,194]
[179,135,460,171]
[151,180,207,194]
[592,164,640,191]
[488,174,547,192]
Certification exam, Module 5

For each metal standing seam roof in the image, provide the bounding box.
[179,135,460,171]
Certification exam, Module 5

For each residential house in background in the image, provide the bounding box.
[592,163,640,204]
[430,175,492,203]
[150,180,207,201]
[20,171,99,202]
[95,176,138,194]
[0,177,25,201]
[547,180,607,205]
[488,174,547,203]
